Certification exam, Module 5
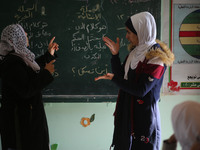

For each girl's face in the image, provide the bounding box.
[25,32,29,47]
[125,27,139,46]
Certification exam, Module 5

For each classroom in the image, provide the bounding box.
[0,0,200,150]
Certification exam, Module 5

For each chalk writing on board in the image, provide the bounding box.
[41,6,47,16]
[71,64,108,77]
[74,22,107,34]
[71,28,107,53]
[14,4,37,22]
[15,3,51,57]
[77,4,101,20]
[69,3,110,77]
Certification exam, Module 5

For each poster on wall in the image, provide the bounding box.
[164,0,200,95]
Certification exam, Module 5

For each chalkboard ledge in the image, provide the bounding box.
[43,95,118,103]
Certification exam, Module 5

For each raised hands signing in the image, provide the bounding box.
[94,36,120,81]
[95,36,120,81]
[102,36,120,55]
[48,37,59,56]
[45,37,59,74]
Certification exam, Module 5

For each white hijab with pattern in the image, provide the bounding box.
[0,24,40,72]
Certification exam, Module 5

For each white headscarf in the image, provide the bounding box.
[0,24,40,72]
[171,101,200,150]
[124,12,157,80]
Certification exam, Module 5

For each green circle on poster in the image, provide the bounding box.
[179,9,200,59]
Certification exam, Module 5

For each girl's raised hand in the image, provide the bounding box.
[103,36,120,55]
[48,37,59,56]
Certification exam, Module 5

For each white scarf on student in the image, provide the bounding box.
[124,12,157,80]
[172,101,200,150]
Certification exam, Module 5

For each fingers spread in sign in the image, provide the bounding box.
[103,37,113,45]
[103,36,112,42]
[49,37,55,44]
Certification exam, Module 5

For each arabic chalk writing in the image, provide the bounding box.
[71,64,108,77]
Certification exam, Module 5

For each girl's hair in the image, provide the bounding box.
[127,43,135,51]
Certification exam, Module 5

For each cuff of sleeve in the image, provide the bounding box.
[111,74,118,82]
[46,51,58,59]
[112,53,119,58]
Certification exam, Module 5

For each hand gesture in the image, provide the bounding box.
[94,73,114,81]
[48,37,59,56]
[103,36,120,55]
[45,59,56,74]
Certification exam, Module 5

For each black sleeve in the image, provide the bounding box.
[35,51,57,69]
[5,62,54,99]
[111,53,125,78]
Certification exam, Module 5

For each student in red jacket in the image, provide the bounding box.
[95,12,174,150]
[0,24,58,150]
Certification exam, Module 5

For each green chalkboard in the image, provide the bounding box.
[0,0,161,102]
